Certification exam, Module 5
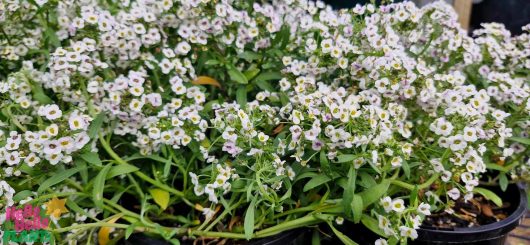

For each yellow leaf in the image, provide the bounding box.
[98,214,123,245]
[192,76,221,88]
[44,197,68,219]
[149,188,170,210]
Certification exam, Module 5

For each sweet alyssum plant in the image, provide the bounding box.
[0,0,528,244]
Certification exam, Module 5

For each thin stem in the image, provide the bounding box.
[390,173,440,191]
[98,133,188,200]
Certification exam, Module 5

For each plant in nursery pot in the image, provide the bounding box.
[0,0,529,245]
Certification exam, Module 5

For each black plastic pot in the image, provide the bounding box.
[121,229,309,245]
[412,184,528,245]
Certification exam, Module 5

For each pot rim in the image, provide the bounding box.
[418,183,527,235]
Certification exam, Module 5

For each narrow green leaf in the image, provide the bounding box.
[361,215,387,238]
[499,174,508,192]
[336,154,356,163]
[320,151,332,177]
[486,163,509,172]
[238,51,262,62]
[359,180,390,208]
[342,166,356,218]
[204,60,221,66]
[125,222,142,239]
[228,67,248,84]
[402,160,410,178]
[473,187,503,207]
[93,164,113,208]
[328,222,358,245]
[236,86,247,107]
[244,197,256,240]
[254,80,275,92]
[149,188,170,210]
[243,68,261,80]
[81,152,102,167]
[13,190,33,202]
[38,165,85,193]
[311,229,321,245]
[31,84,53,104]
[254,71,283,82]
[351,194,363,223]
[303,175,332,192]
[509,137,530,145]
[88,113,105,139]
[107,164,139,179]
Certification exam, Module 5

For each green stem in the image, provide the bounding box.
[98,133,188,200]
[390,173,440,191]
[254,214,322,237]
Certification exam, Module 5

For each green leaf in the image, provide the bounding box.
[361,215,387,238]
[402,160,410,178]
[243,68,261,80]
[351,195,363,223]
[149,188,170,210]
[320,151,332,177]
[13,190,33,202]
[473,187,503,207]
[311,230,321,245]
[204,60,221,66]
[254,71,283,82]
[328,222,358,245]
[31,84,53,104]
[236,86,247,107]
[107,164,139,179]
[228,66,248,84]
[81,152,102,167]
[303,175,332,192]
[244,197,256,240]
[66,199,91,220]
[254,80,275,92]
[38,165,86,193]
[238,51,262,62]
[93,164,113,208]
[486,163,509,172]
[342,167,356,218]
[499,174,508,192]
[88,113,105,139]
[359,180,390,208]
[125,222,142,239]
[509,137,530,145]
[336,154,356,163]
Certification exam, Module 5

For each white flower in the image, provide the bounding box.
[375,239,388,245]
[5,151,21,166]
[202,208,215,221]
[69,116,86,130]
[463,127,477,142]
[43,104,63,120]
[399,226,418,239]
[447,188,461,200]
[257,132,269,142]
[417,203,431,215]
[392,199,406,213]
[380,196,392,212]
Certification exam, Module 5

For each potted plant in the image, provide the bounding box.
[0,0,528,245]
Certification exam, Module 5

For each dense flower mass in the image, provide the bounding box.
[0,0,528,244]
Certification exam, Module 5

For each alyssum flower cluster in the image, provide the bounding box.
[0,0,528,244]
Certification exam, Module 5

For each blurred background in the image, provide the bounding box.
[322,0,530,35]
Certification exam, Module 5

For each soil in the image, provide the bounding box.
[422,195,511,229]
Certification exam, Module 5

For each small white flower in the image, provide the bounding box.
[381,196,392,213]
[447,188,461,200]
[392,199,406,213]
[417,203,431,215]
[399,226,418,239]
